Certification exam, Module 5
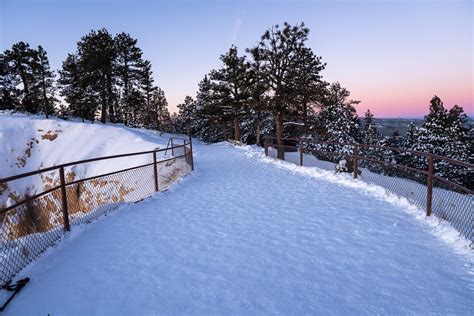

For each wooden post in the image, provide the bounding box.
[426,155,433,216]
[264,135,269,157]
[188,134,194,171]
[171,138,174,156]
[353,144,359,179]
[299,140,303,166]
[59,166,70,231]
[153,151,159,192]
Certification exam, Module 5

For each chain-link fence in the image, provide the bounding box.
[0,137,194,286]
[265,136,473,243]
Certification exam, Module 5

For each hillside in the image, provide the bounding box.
[0,113,182,209]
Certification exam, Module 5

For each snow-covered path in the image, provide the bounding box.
[5,141,473,315]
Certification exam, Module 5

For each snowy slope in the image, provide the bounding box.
[3,138,472,315]
[0,113,177,208]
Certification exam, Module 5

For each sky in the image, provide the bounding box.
[1,0,472,118]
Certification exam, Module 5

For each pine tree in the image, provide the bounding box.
[4,42,37,113]
[412,96,471,185]
[136,60,157,126]
[0,53,21,110]
[318,82,360,143]
[414,96,449,155]
[31,46,56,117]
[315,82,360,162]
[76,29,116,123]
[246,47,269,145]
[114,32,144,123]
[176,96,197,134]
[362,109,378,145]
[404,122,417,148]
[289,46,326,136]
[193,75,223,142]
[210,46,249,142]
[257,22,310,158]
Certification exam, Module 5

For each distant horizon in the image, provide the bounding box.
[1,0,472,117]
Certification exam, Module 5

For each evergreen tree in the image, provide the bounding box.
[404,122,417,148]
[412,96,471,185]
[362,109,378,144]
[246,47,269,145]
[210,46,249,142]
[58,53,95,121]
[414,96,449,157]
[257,22,310,158]
[290,46,326,135]
[0,53,21,110]
[139,87,168,129]
[114,32,144,123]
[31,46,56,117]
[4,42,37,113]
[193,75,225,142]
[317,82,360,143]
[136,60,157,126]
[76,28,116,123]
[176,96,197,134]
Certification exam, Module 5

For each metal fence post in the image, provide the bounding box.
[264,135,269,157]
[188,134,194,171]
[299,140,303,166]
[59,166,70,231]
[153,151,159,192]
[426,154,433,216]
[353,144,359,179]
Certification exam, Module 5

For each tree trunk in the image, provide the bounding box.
[276,112,284,160]
[223,121,228,141]
[256,117,261,146]
[303,96,308,136]
[100,87,107,124]
[234,117,241,142]
[41,74,49,118]
[107,74,114,123]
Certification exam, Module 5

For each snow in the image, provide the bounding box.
[0,113,186,208]
[269,148,473,242]
[2,132,473,314]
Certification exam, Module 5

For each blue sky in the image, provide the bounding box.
[1,0,472,117]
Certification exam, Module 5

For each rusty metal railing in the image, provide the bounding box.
[0,136,194,286]
[264,136,473,243]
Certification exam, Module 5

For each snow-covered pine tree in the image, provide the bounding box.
[176,96,197,134]
[257,22,311,158]
[210,46,249,142]
[362,109,378,144]
[316,82,360,163]
[414,96,449,157]
[443,105,471,186]
[193,75,226,142]
[289,46,326,137]
[246,47,269,145]
[412,96,471,185]
[58,53,96,122]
